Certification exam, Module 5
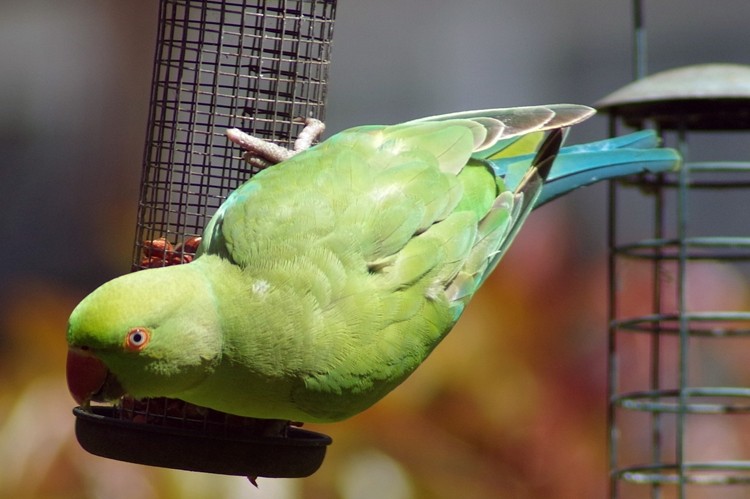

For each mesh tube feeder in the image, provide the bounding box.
[600,63,750,497]
[73,0,338,479]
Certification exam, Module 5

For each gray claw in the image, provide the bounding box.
[227,118,326,167]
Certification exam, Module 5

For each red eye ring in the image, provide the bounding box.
[125,327,151,352]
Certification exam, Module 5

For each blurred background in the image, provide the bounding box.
[1,0,750,497]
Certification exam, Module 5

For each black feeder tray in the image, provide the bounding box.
[73,405,332,478]
[596,63,750,130]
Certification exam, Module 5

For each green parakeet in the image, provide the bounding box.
[67,105,679,423]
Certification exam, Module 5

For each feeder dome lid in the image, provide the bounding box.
[596,63,750,130]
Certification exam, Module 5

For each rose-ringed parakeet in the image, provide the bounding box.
[66,105,680,423]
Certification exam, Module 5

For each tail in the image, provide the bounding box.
[487,130,681,207]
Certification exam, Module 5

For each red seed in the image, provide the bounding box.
[142,237,173,258]
[140,256,165,268]
[183,236,202,254]
[167,255,184,266]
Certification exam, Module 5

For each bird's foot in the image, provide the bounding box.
[226,117,325,168]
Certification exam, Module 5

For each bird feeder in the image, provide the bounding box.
[72,0,338,479]
[600,3,750,497]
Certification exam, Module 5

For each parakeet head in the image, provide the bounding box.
[66,264,222,405]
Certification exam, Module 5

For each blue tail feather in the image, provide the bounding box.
[487,130,681,208]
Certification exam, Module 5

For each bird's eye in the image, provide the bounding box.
[125,327,151,352]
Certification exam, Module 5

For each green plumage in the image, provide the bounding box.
[67,105,680,422]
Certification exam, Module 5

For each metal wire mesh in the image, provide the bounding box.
[603,2,750,496]
[606,134,750,496]
[132,0,337,270]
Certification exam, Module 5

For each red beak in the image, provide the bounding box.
[66,348,110,404]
